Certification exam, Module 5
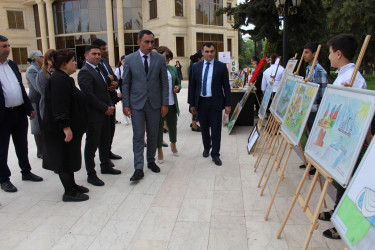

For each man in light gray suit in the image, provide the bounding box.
[122,30,169,182]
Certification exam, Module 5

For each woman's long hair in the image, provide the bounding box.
[42,49,55,79]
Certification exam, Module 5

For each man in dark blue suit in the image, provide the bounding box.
[0,35,43,192]
[189,42,231,166]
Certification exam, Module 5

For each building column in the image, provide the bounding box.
[105,0,115,67]
[116,0,125,58]
[44,0,56,49]
[35,0,48,53]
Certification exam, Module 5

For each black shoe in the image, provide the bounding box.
[162,143,168,147]
[309,167,317,175]
[192,126,201,132]
[1,181,17,192]
[63,192,89,202]
[101,167,121,175]
[203,149,210,158]
[144,143,147,147]
[163,128,168,133]
[87,175,105,186]
[75,185,89,193]
[299,164,306,169]
[190,123,193,127]
[130,169,144,181]
[212,157,222,166]
[109,152,122,160]
[148,162,160,173]
[37,153,43,159]
[22,172,43,182]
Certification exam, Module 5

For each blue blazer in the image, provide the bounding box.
[190,59,231,111]
[0,60,33,123]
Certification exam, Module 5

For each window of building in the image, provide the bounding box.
[196,33,224,58]
[227,3,232,21]
[176,37,184,57]
[154,38,159,48]
[175,0,183,16]
[227,38,232,54]
[113,0,143,30]
[196,0,223,26]
[124,33,140,55]
[7,10,25,29]
[12,48,28,65]
[149,0,157,19]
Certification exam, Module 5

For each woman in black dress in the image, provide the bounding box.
[43,49,88,202]
[175,60,183,81]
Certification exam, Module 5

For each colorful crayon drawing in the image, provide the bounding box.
[258,82,273,119]
[274,76,298,122]
[271,60,298,111]
[305,85,375,187]
[282,81,318,145]
[331,139,375,249]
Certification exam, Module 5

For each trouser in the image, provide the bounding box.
[131,101,161,170]
[158,105,177,148]
[0,106,32,183]
[109,107,116,152]
[84,116,111,176]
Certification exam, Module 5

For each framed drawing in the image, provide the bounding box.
[305,85,375,187]
[274,75,299,122]
[227,103,242,134]
[247,126,259,154]
[270,59,298,112]
[258,82,273,120]
[281,81,318,146]
[331,139,375,249]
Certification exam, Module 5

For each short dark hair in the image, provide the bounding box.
[85,45,100,54]
[304,42,319,53]
[0,35,8,42]
[201,42,215,50]
[270,53,278,64]
[327,33,358,60]
[138,30,154,41]
[251,56,260,64]
[190,51,203,63]
[157,46,173,60]
[50,49,75,70]
[91,39,107,47]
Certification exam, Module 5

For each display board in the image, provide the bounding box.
[305,85,375,187]
[258,83,273,120]
[281,81,318,146]
[247,126,259,154]
[274,75,299,122]
[227,103,242,134]
[331,138,375,249]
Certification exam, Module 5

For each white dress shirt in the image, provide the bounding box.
[201,59,214,97]
[0,59,24,107]
[139,50,150,69]
[261,64,285,92]
[85,61,107,84]
[333,63,367,89]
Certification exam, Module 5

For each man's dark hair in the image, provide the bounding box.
[201,42,215,50]
[85,45,100,54]
[190,51,203,64]
[0,35,8,42]
[91,38,107,47]
[304,42,319,53]
[50,49,75,70]
[327,33,358,60]
[270,53,278,64]
[138,30,154,41]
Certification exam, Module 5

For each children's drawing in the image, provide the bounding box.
[258,82,273,119]
[305,85,375,187]
[274,76,298,122]
[281,81,318,145]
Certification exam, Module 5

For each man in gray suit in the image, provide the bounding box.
[122,30,168,181]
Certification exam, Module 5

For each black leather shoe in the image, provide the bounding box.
[309,167,317,175]
[130,169,144,181]
[37,153,43,159]
[299,164,306,169]
[163,128,168,133]
[212,157,222,166]
[148,162,160,173]
[87,175,105,186]
[63,192,89,202]
[162,143,168,147]
[1,181,17,192]
[203,149,210,158]
[101,167,121,175]
[109,152,122,160]
[22,172,43,182]
[75,185,89,193]
[192,126,201,132]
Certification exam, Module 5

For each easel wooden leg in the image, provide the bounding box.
[254,117,275,171]
[317,175,327,208]
[265,143,293,220]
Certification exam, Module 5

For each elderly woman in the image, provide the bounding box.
[156,46,181,163]
[43,49,88,202]
[25,50,44,158]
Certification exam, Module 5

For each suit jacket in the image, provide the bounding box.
[78,64,113,122]
[98,58,118,104]
[190,60,231,111]
[0,59,33,123]
[25,62,42,103]
[167,65,181,115]
[122,50,168,110]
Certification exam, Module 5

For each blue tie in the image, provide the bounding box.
[202,62,210,96]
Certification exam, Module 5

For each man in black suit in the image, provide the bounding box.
[91,39,122,161]
[190,42,231,166]
[0,35,43,192]
[78,45,121,187]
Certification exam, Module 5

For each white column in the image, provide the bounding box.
[44,0,56,49]
[116,0,125,58]
[35,0,48,53]
[105,0,115,67]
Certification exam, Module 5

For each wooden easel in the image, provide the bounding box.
[252,113,272,156]
[276,35,371,250]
